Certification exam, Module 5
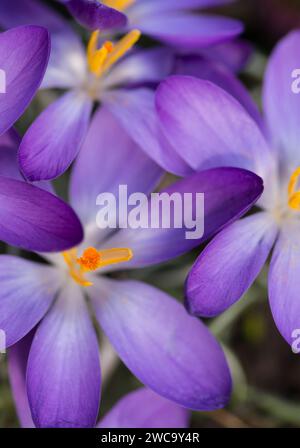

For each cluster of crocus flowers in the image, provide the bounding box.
[155,30,300,349]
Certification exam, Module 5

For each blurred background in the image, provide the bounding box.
[1,0,300,428]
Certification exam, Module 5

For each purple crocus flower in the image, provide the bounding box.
[1,107,263,427]
[66,0,243,48]
[156,31,300,348]
[0,0,174,181]
[8,333,188,428]
[0,26,83,251]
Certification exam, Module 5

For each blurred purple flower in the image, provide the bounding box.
[156,31,300,348]
[1,108,263,427]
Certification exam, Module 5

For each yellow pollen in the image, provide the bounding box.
[62,247,133,287]
[87,29,141,78]
[288,167,300,210]
[102,0,135,11]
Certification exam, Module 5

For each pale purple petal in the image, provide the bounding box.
[98,388,189,428]
[0,26,50,136]
[156,76,271,176]
[8,332,35,428]
[105,88,193,176]
[70,105,162,226]
[0,177,83,252]
[134,13,243,49]
[90,277,232,411]
[19,91,92,181]
[269,223,300,345]
[102,167,263,269]
[27,282,101,428]
[175,56,263,129]
[0,256,61,347]
[263,30,300,169]
[186,213,278,317]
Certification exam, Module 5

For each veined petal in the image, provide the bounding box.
[175,56,263,129]
[263,31,300,169]
[66,0,127,30]
[98,388,189,428]
[19,91,92,181]
[8,332,35,428]
[0,177,83,252]
[0,256,62,347]
[102,167,263,269]
[269,223,300,345]
[186,213,278,317]
[70,106,162,227]
[90,277,232,411]
[156,76,271,176]
[105,88,193,176]
[0,25,50,136]
[27,281,101,428]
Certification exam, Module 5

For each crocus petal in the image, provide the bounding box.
[66,0,127,30]
[186,213,278,317]
[19,91,92,181]
[104,48,174,89]
[175,56,263,129]
[27,281,101,428]
[0,177,83,252]
[268,223,300,345]
[0,130,54,193]
[263,30,300,169]
[197,38,253,73]
[131,0,234,14]
[0,256,62,347]
[70,106,162,227]
[102,167,263,269]
[0,0,86,90]
[90,277,232,411]
[0,25,49,136]
[134,13,243,49]
[156,76,272,176]
[105,88,193,176]
[98,388,189,428]
[8,332,35,428]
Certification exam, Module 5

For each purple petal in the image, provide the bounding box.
[198,39,253,73]
[66,0,127,30]
[90,278,232,411]
[8,332,35,428]
[105,48,174,89]
[27,282,101,428]
[98,388,189,428]
[106,88,193,176]
[263,31,300,168]
[132,0,234,13]
[134,13,243,49]
[70,105,162,226]
[156,76,271,174]
[0,177,83,252]
[0,0,87,90]
[186,213,278,317]
[0,256,61,347]
[102,167,263,269]
[0,25,50,136]
[19,91,92,181]
[175,56,263,129]
[0,130,54,193]
[268,224,300,345]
